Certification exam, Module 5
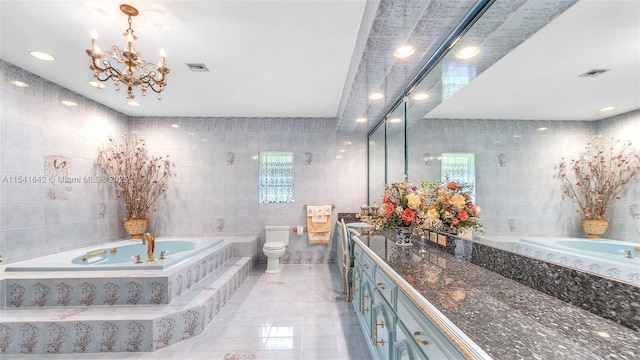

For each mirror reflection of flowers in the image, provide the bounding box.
[424,181,483,234]
[377,180,428,233]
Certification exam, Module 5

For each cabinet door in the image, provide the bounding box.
[352,262,363,314]
[395,321,426,360]
[360,273,374,331]
[397,292,465,359]
[375,266,397,308]
[372,298,394,360]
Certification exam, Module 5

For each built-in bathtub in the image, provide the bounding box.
[0,236,258,354]
[515,237,640,286]
[4,238,223,271]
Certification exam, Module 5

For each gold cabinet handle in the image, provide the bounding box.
[364,307,369,314]
[413,331,429,345]
[377,283,385,290]
[363,263,369,269]
[373,320,385,346]
[363,293,369,299]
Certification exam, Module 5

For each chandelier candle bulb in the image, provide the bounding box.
[159,48,166,67]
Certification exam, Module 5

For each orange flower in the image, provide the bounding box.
[382,193,392,204]
[447,182,459,190]
[401,208,416,223]
[382,203,395,217]
[457,210,469,221]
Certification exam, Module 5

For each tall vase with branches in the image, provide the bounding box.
[559,136,640,238]
[97,134,171,237]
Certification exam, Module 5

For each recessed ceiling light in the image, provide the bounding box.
[599,106,615,112]
[29,51,55,61]
[369,93,384,100]
[596,331,611,338]
[455,46,480,59]
[356,117,368,123]
[393,45,415,59]
[89,81,106,89]
[412,93,429,100]
[10,80,29,88]
[389,118,402,123]
[537,127,548,131]
[61,100,78,107]
[127,101,140,107]
[171,124,179,128]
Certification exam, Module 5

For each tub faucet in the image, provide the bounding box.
[141,231,156,262]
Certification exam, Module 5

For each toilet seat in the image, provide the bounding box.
[264,242,286,250]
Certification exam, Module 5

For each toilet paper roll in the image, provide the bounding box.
[297,226,304,235]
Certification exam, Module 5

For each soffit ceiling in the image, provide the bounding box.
[1,0,638,135]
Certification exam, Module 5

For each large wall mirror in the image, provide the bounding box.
[368,0,640,241]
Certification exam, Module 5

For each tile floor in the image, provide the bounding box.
[1,264,372,360]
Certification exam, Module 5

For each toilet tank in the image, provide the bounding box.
[265,225,290,246]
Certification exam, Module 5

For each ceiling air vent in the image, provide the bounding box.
[185,63,210,72]
[578,69,610,78]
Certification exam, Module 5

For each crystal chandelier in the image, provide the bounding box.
[86,4,170,101]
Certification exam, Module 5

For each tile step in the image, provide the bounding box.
[0,257,252,354]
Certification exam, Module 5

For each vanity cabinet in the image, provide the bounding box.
[351,236,477,360]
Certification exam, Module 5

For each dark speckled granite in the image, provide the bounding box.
[358,235,640,360]
[422,232,640,332]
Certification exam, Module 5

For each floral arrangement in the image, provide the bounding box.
[559,136,640,219]
[423,181,482,234]
[377,180,429,233]
[97,134,171,219]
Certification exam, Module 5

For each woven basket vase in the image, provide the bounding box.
[580,218,609,239]
[123,218,149,239]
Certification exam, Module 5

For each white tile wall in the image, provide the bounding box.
[0,60,368,264]
[407,117,640,241]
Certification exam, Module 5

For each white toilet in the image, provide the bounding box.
[263,225,290,274]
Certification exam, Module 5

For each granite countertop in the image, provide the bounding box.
[357,235,640,360]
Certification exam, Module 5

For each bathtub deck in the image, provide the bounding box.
[0,237,258,354]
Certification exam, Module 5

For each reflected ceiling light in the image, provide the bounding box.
[537,127,548,131]
[89,81,106,89]
[389,117,402,123]
[455,46,480,59]
[412,92,429,100]
[596,331,611,338]
[171,124,179,128]
[10,80,29,88]
[86,4,170,101]
[356,117,368,123]
[599,106,615,112]
[127,100,140,107]
[393,45,415,59]
[29,51,55,61]
[369,92,384,100]
[61,100,78,107]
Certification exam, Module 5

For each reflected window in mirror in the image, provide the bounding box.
[258,151,294,204]
[441,152,475,200]
[442,62,477,101]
